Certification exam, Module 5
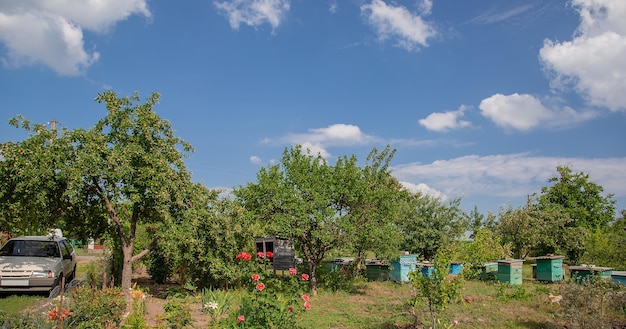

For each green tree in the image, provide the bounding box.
[539,166,615,229]
[407,243,462,329]
[398,193,468,260]
[0,117,108,238]
[460,228,511,279]
[468,205,484,240]
[343,145,404,272]
[235,145,376,295]
[2,91,194,308]
[580,210,626,270]
[496,203,544,259]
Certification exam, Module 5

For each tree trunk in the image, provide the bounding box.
[308,262,318,296]
[121,241,134,313]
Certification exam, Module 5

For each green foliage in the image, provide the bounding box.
[580,212,626,270]
[67,286,126,329]
[0,312,53,329]
[460,228,511,280]
[496,203,544,259]
[398,193,468,260]
[219,251,312,328]
[236,145,400,294]
[157,300,193,329]
[407,244,463,329]
[201,287,232,326]
[496,284,532,301]
[539,166,615,229]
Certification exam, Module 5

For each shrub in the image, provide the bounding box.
[219,251,312,328]
[67,286,126,329]
[558,279,626,328]
[157,300,193,329]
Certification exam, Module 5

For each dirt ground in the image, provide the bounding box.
[75,255,211,328]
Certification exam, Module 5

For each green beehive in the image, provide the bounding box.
[534,255,564,282]
[569,265,613,284]
[497,259,523,285]
[480,262,498,280]
[365,263,390,281]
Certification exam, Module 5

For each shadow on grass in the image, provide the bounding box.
[517,319,559,329]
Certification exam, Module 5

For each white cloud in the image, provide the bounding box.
[300,142,331,158]
[392,154,626,201]
[470,4,534,24]
[0,0,150,76]
[400,181,447,200]
[419,105,471,132]
[264,124,377,160]
[214,0,290,31]
[360,0,436,52]
[329,1,338,14]
[540,0,626,111]
[479,93,596,131]
[250,156,262,164]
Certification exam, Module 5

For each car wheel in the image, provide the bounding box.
[48,273,64,298]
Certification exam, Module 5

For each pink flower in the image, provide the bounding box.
[251,273,260,281]
[304,301,311,310]
[256,282,266,291]
[301,273,309,281]
[288,268,297,275]
[257,251,265,258]
[301,294,309,302]
[237,315,245,323]
[266,251,274,258]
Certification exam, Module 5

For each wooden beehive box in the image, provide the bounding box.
[497,259,524,285]
[534,255,565,282]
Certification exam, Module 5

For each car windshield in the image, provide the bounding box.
[0,240,60,257]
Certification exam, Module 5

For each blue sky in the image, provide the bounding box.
[1,0,625,215]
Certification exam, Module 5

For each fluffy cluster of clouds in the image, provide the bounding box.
[0,0,150,76]
[252,122,626,202]
[419,0,626,132]
[0,0,436,75]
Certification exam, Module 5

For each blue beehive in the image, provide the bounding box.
[612,271,626,285]
[419,262,435,278]
[449,262,463,275]
[390,254,419,282]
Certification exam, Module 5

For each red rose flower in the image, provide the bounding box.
[266,251,274,258]
[301,273,309,281]
[257,251,265,258]
[301,294,309,302]
[236,251,252,260]
[289,267,297,275]
[237,315,245,323]
[288,307,293,312]
[251,273,260,281]
[304,301,311,310]
[256,282,266,291]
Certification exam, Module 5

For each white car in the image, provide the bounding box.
[0,236,77,295]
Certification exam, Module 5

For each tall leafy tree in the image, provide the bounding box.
[2,91,194,308]
[539,166,615,229]
[235,145,360,295]
[343,145,404,271]
[496,203,544,259]
[398,193,468,260]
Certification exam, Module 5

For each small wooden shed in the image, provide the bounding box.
[255,237,295,271]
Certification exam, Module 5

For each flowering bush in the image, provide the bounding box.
[223,250,312,328]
